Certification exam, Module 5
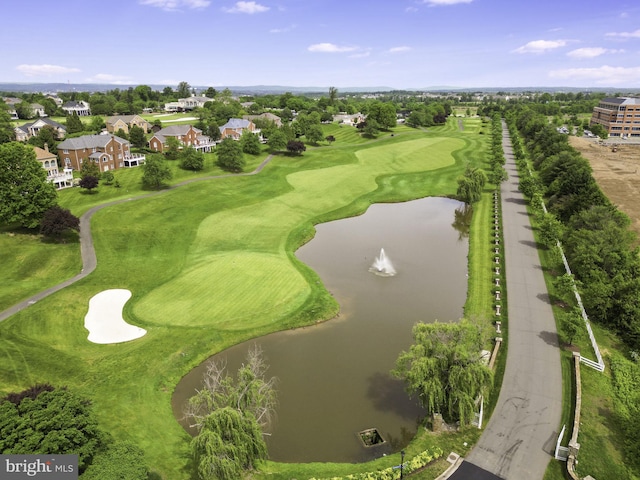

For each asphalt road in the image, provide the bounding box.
[459,121,563,479]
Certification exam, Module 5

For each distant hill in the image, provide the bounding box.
[0,83,394,95]
[1,82,639,96]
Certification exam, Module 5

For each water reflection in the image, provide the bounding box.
[172,197,469,463]
[452,204,473,240]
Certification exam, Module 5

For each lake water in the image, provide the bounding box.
[172,196,469,463]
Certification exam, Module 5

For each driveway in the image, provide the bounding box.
[453,121,563,479]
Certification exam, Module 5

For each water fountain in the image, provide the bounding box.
[369,248,397,277]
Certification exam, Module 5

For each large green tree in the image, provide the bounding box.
[0,142,57,228]
[393,320,493,425]
[267,129,287,152]
[129,124,146,148]
[15,101,35,120]
[240,131,261,155]
[65,112,85,134]
[366,101,397,130]
[27,126,59,154]
[141,154,173,189]
[0,106,15,144]
[181,145,205,171]
[0,386,105,473]
[177,81,192,99]
[164,137,181,160]
[216,137,245,172]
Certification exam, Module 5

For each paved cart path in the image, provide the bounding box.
[0,155,275,323]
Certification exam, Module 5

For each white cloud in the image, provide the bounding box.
[388,46,412,54]
[16,64,80,77]
[422,0,472,5]
[308,43,358,53]
[512,39,567,54]
[549,65,640,85]
[567,47,622,59]
[606,29,640,39]
[223,1,269,14]
[139,0,209,11]
[270,24,296,33]
[86,73,134,84]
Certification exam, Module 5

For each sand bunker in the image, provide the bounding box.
[84,289,146,344]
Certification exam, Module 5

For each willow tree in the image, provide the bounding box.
[192,407,267,480]
[186,345,277,480]
[456,164,487,205]
[393,320,493,425]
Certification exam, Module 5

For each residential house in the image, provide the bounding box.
[3,97,20,120]
[46,94,63,107]
[148,125,213,152]
[15,118,66,142]
[332,113,365,126]
[591,97,640,138]
[62,100,91,116]
[243,112,282,128]
[57,134,145,172]
[31,103,46,117]
[33,144,73,189]
[219,118,260,141]
[106,114,151,134]
[164,95,213,112]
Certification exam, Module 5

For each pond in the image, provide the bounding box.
[172,196,470,463]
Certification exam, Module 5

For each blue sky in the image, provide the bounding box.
[2,0,640,89]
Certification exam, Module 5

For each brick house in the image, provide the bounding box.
[57,134,145,172]
[219,118,260,141]
[148,125,213,152]
[106,114,151,134]
[33,144,73,189]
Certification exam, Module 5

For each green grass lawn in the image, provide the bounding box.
[0,118,492,479]
[0,227,82,311]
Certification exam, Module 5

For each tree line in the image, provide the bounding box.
[508,107,640,351]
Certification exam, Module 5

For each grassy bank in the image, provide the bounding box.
[0,118,492,478]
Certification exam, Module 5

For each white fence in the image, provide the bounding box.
[555,424,569,461]
[539,202,606,373]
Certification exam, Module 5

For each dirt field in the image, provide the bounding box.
[569,136,640,239]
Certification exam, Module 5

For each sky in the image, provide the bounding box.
[2,0,640,89]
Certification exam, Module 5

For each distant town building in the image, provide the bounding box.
[591,97,640,138]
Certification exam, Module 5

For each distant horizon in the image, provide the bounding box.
[1,1,639,90]
[2,81,640,96]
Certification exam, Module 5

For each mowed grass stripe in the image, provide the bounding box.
[135,253,310,328]
[135,135,458,329]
